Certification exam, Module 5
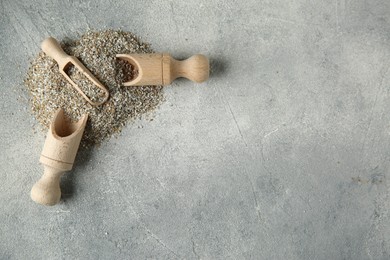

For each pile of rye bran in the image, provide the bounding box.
[25,30,164,146]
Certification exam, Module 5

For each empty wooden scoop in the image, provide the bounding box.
[41,37,109,106]
[116,53,209,86]
[31,109,88,206]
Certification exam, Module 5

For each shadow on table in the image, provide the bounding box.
[60,146,94,202]
[209,56,229,78]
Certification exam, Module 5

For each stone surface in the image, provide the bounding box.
[1,0,390,259]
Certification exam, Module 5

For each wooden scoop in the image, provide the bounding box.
[41,37,109,106]
[31,109,88,206]
[116,53,209,86]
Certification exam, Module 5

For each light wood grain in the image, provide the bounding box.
[116,53,209,86]
[41,37,109,106]
[31,109,88,206]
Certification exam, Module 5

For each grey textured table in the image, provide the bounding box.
[1,0,390,259]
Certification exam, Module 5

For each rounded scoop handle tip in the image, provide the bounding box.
[41,37,69,63]
[31,166,64,206]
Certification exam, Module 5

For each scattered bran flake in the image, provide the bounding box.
[24,29,164,147]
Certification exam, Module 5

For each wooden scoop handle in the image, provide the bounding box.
[168,54,209,84]
[31,166,64,206]
[41,37,69,66]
